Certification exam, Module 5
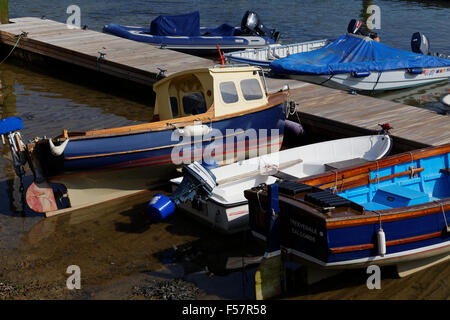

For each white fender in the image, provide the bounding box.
[442,94,450,107]
[49,138,69,157]
[377,228,386,257]
[176,125,211,137]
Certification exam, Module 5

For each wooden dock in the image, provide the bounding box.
[0,17,448,150]
[285,81,450,151]
[0,17,212,84]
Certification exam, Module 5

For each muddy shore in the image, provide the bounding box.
[0,187,448,300]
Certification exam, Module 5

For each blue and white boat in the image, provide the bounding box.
[270,33,450,92]
[245,144,450,276]
[104,11,280,55]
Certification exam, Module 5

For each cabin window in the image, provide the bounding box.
[220,81,239,104]
[240,79,263,101]
[170,97,179,117]
[182,92,207,115]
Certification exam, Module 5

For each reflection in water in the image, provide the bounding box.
[0,62,155,249]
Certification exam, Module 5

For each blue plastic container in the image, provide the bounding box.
[202,159,218,170]
[147,194,176,221]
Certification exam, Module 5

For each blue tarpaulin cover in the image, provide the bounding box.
[271,34,450,75]
[150,11,200,36]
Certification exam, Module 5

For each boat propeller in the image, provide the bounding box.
[147,161,217,221]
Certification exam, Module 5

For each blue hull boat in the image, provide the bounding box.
[1,66,290,214]
[103,11,280,55]
[245,144,450,275]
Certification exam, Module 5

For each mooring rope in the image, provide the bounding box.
[435,201,449,232]
[0,31,28,66]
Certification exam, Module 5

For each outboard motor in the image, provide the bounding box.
[411,32,430,55]
[347,19,364,35]
[147,161,216,221]
[347,19,379,41]
[241,11,280,41]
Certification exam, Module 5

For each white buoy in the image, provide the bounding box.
[378,228,386,257]
[442,94,450,107]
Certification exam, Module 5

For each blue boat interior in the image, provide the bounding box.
[336,152,450,210]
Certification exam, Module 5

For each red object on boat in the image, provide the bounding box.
[216,44,225,65]
[26,181,58,213]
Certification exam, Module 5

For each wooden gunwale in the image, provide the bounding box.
[54,91,288,141]
[326,200,450,229]
[329,231,445,254]
[300,144,450,189]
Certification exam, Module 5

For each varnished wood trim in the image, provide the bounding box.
[327,202,450,229]
[329,231,444,254]
[56,91,289,141]
[302,144,450,188]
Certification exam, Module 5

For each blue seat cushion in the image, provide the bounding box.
[0,117,23,135]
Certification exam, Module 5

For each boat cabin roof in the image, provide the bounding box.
[153,65,268,120]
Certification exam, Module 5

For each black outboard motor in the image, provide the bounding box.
[241,11,280,41]
[347,19,365,35]
[347,19,379,41]
[411,32,430,55]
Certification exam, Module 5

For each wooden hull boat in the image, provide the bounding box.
[245,144,450,276]
[170,135,392,234]
[103,11,280,55]
[1,65,290,216]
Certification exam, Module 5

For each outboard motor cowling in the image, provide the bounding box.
[147,161,216,221]
[241,11,280,41]
[411,32,430,55]
[347,19,364,35]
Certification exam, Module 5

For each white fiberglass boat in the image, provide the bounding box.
[170,135,392,233]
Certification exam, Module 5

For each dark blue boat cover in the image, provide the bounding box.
[150,11,200,36]
[202,23,235,37]
[271,34,450,75]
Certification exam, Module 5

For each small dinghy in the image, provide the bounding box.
[104,11,280,55]
[245,144,450,276]
[169,134,392,233]
[225,39,329,69]
[1,65,291,216]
